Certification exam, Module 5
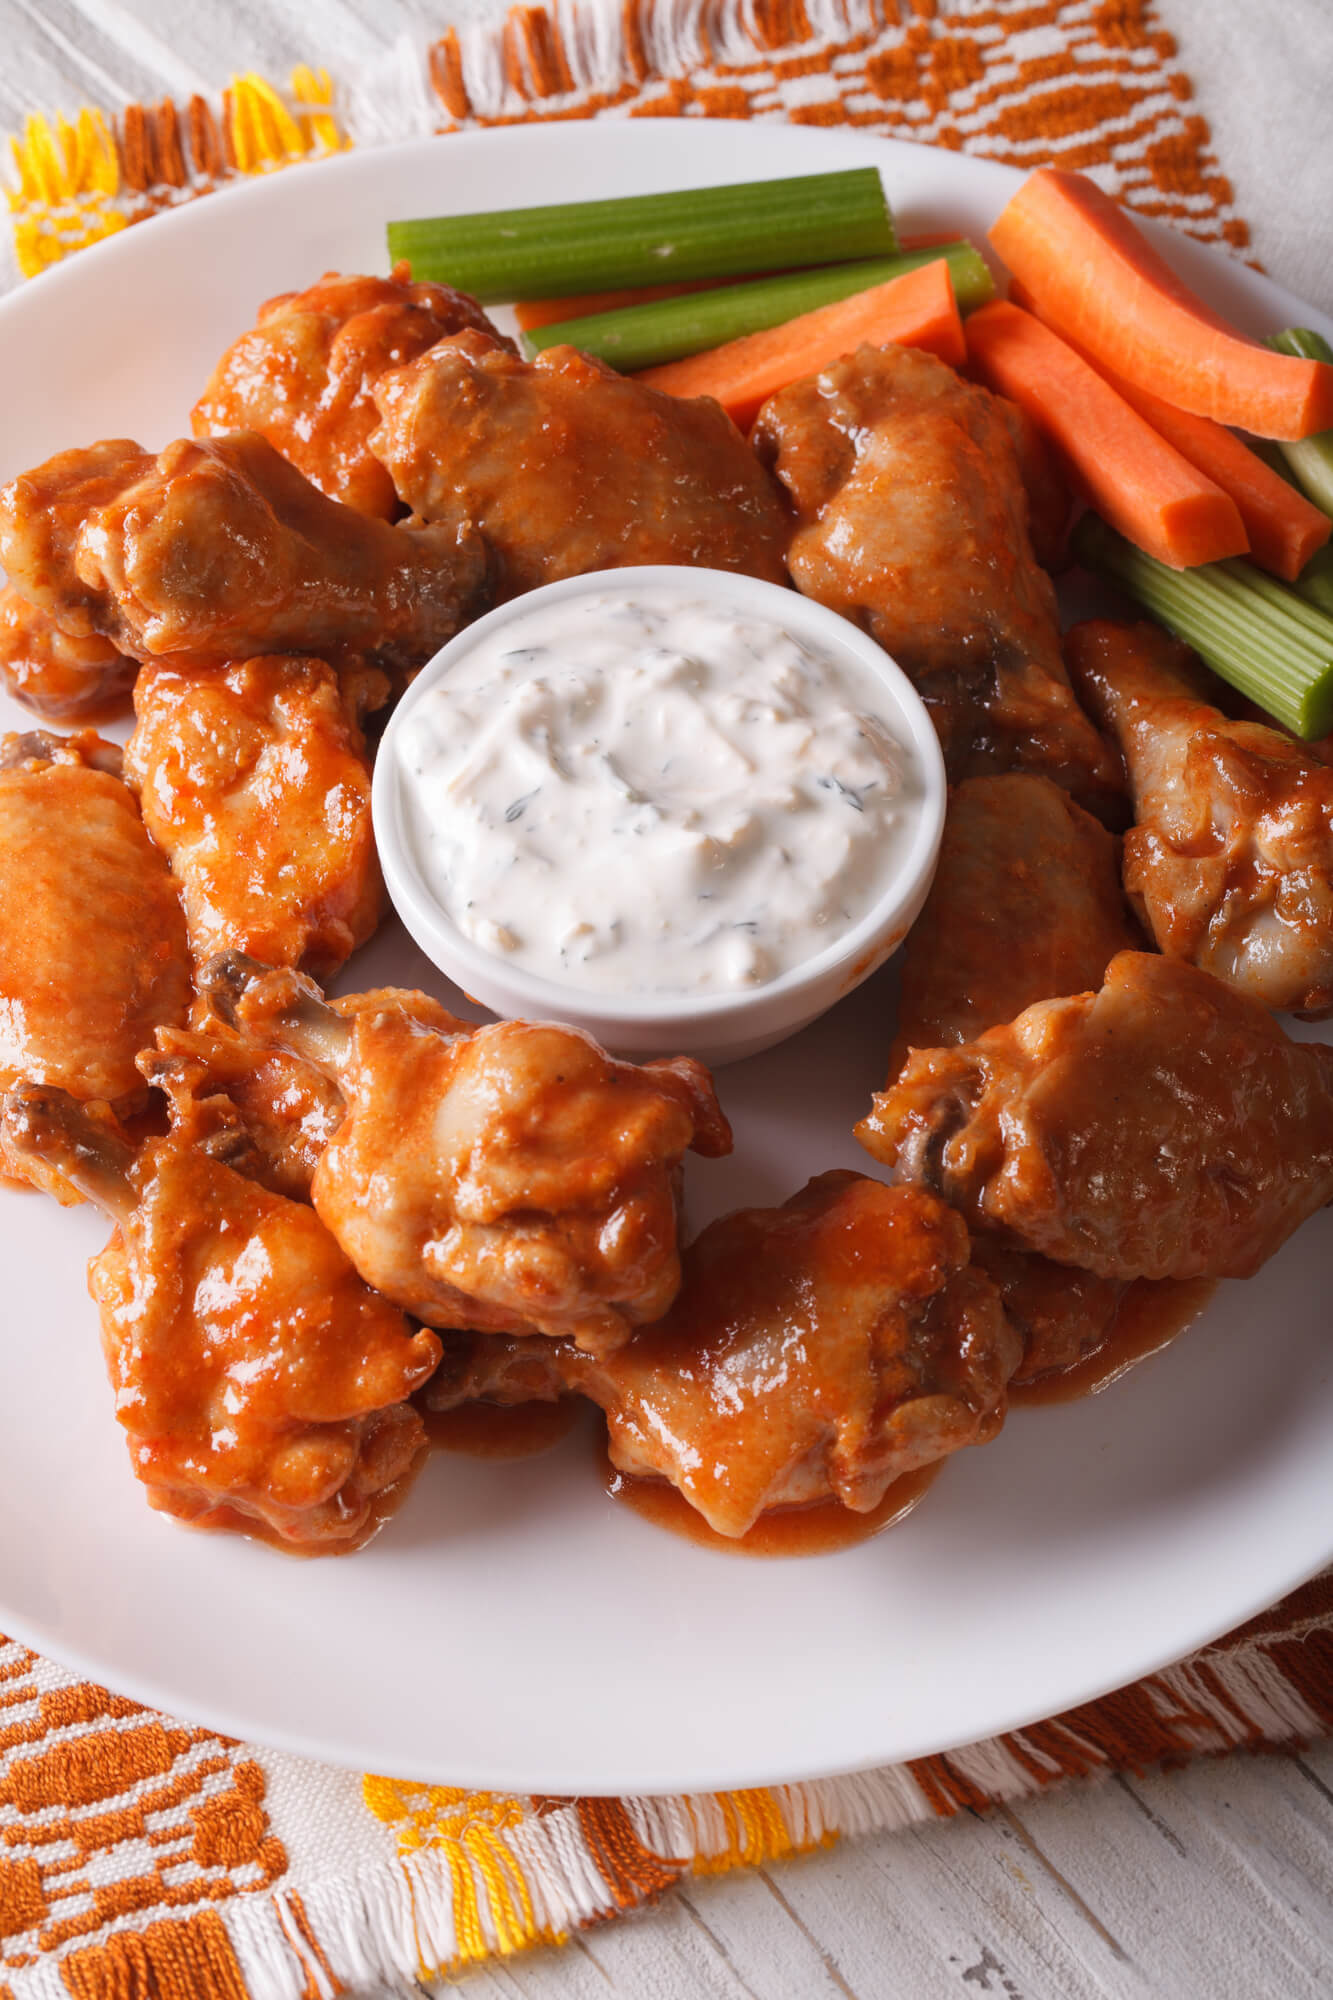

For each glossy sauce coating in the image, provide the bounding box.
[575,1171,1019,1540]
[0,432,485,672]
[192,264,513,517]
[1067,619,1333,1017]
[369,333,792,599]
[0,732,189,1109]
[861,951,1333,1281]
[126,654,386,978]
[604,1457,940,1557]
[1009,1276,1217,1405]
[0,583,136,721]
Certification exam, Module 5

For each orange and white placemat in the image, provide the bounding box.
[1,3,1330,1995]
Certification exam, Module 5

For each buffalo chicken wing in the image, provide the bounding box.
[126,654,386,977]
[0,432,484,672]
[0,583,136,721]
[369,333,791,599]
[1067,620,1333,1017]
[0,731,188,1118]
[192,264,512,517]
[2,1082,440,1548]
[206,956,731,1351]
[752,344,1121,813]
[572,1172,1018,1538]
[859,951,1333,1281]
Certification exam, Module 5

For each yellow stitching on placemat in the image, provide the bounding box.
[6,110,123,277]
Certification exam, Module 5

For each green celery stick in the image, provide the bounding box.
[522,245,994,371]
[387,170,896,304]
[1295,545,1333,617]
[1073,512,1333,740]
[1265,329,1333,517]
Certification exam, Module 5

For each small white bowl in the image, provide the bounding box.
[373,567,945,1066]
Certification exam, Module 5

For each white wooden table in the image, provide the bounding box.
[447,1742,1333,1998]
[2,3,1330,1994]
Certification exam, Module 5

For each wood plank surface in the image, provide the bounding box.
[444,1741,1333,1998]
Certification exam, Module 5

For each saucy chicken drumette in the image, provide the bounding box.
[125,654,387,978]
[0,583,136,721]
[0,730,188,1196]
[203,955,731,1352]
[192,264,514,518]
[861,951,1333,1281]
[751,342,1122,816]
[0,431,483,673]
[888,772,1145,1379]
[425,1172,1020,1540]
[368,332,792,597]
[1067,620,1333,1017]
[1,1080,440,1549]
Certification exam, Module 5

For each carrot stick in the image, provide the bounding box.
[965,301,1248,570]
[1006,280,1331,582]
[638,258,965,432]
[989,169,1333,441]
[514,274,758,334]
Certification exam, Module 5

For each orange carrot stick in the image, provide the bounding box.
[638,258,965,432]
[989,169,1333,441]
[965,300,1249,570]
[1005,278,1331,580]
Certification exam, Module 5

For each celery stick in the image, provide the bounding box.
[1265,330,1333,517]
[387,171,896,304]
[522,245,994,371]
[1295,546,1333,617]
[1073,513,1333,740]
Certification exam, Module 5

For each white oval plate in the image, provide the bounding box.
[1,122,1330,1796]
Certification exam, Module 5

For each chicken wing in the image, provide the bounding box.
[751,344,1121,814]
[368,332,791,599]
[888,771,1142,1377]
[1,1082,440,1549]
[858,951,1333,1281]
[889,772,1141,1077]
[0,731,189,1115]
[125,655,386,977]
[1067,620,1333,1017]
[0,432,484,672]
[192,264,512,518]
[562,1172,1018,1539]
[158,983,474,1203]
[0,583,136,721]
[203,954,731,1352]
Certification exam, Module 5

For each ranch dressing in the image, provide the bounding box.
[397,585,920,997]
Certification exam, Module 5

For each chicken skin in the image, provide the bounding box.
[368,333,791,600]
[192,264,512,518]
[426,1173,1020,1537]
[570,1172,1018,1539]
[752,344,1121,814]
[859,952,1333,1281]
[0,731,189,1118]
[0,583,136,721]
[1067,620,1333,1017]
[204,955,731,1352]
[158,983,473,1203]
[126,655,386,978]
[889,772,1141,1078]
[0,432,484,673]
[2,1082,440,1549]
[888,772,1142,1378]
